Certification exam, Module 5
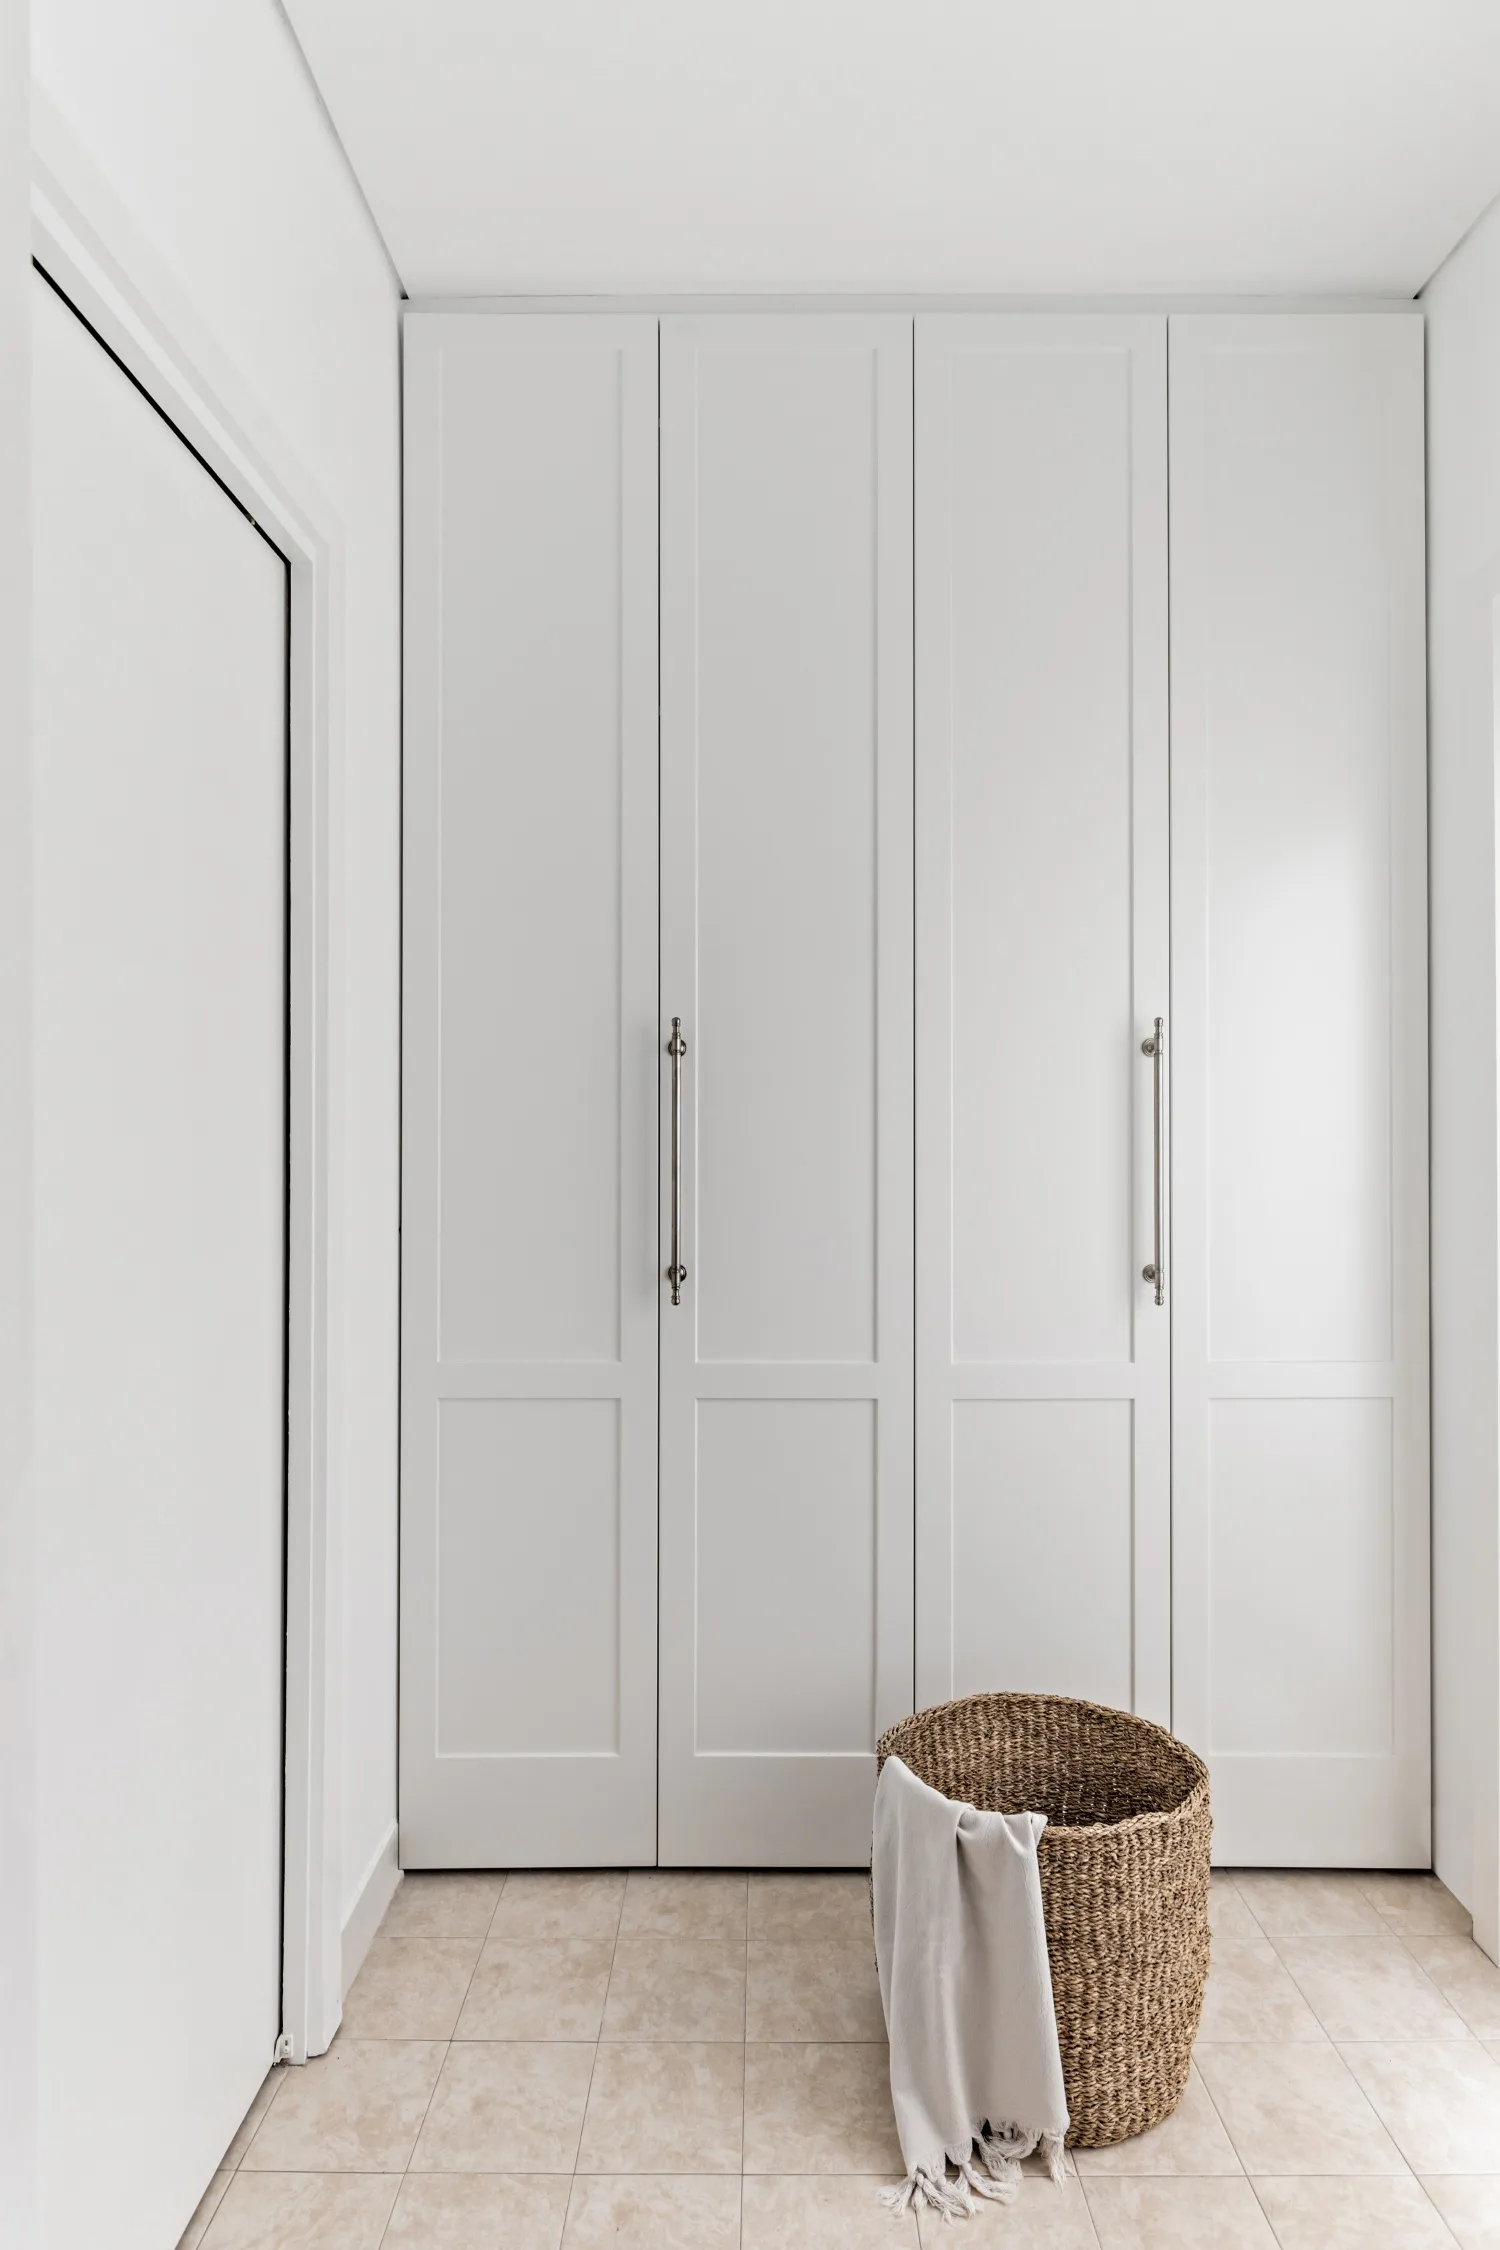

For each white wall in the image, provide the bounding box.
[1,0,35,2235]
[1424,194,1500,1959]
[30,0,404,1992]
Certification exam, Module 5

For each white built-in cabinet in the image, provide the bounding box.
[401,307,1428,1873]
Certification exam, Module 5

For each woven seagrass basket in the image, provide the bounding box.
[876,1692,1211,2148]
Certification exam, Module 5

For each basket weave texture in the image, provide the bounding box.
[877,1692,1211,2148]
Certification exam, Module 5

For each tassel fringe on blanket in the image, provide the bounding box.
[879,2123,1069,2222]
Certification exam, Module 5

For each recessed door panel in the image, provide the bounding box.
[951,1402,1135,1712]
[948,346,1138,1368]
[693,352,880,1367]
[1207,1399,1395,1759]
[695,1400,877,1755]
[658,315,914,1865]
[437,347,629,1367]
[436,1399,622,1756]
[916,315,1171,1725]
[1199,346,1395,1367]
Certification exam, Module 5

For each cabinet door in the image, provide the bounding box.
[915,316,1171,1723]
[658,315,915,1865]
[401,314,660,1865]
[1169,314,1429,1865]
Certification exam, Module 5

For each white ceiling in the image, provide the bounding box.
[284,0,1500,299]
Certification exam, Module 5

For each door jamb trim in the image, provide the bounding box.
[31,86,343,2061]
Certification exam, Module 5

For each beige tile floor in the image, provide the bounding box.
[178,1867,1500,2249]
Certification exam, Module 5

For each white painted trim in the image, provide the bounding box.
[340,1821,401,1997]
[29,85,345,2062]
[408,292,1419,318]
[1,10,35,2241]
[1484,577,1500,1966]
[1464,564,1500,1966]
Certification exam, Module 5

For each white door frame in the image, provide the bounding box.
[30,91,344,2061]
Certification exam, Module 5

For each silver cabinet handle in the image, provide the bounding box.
[1141,1016,1165,1307]
[667,1017,687,1305]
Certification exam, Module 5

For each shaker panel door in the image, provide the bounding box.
[915,315,1172,1726]
[658,314,915,1864]
[401,313,660,1864]
[1169,313,1429,1865]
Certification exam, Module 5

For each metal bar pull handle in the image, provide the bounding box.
[1141,1016,1165,1307]
[667,1017,687,1306]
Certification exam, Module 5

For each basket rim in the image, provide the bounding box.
[876,1690,1211,1841]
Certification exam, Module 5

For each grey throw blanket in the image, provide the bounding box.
[872,1754,1069,2218]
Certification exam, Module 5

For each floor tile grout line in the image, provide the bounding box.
[1268,1920,1472,2046]
[1188,2037,1276,2185]
[370,1867,510,2248]
[1404,2173,1468,2250]
[1245,2168,1295,2249]
[373,2033,447,2243]
[1213,1871,1269,1947]
[564,1869,629,2231]
[1196,2035,1421,2180]
[221,2060,285,2181]
[1071,2171,1107,2245]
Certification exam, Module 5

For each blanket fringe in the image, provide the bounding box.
[958,2156,1019,2204]
[980,2122,1069,2184]
[879,2168,975,2221]
[880,2121,1068,2223]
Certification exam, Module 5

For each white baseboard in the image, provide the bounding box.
[340,1822,402,1998]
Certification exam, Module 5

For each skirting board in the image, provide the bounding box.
[340,1823,401,1999]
